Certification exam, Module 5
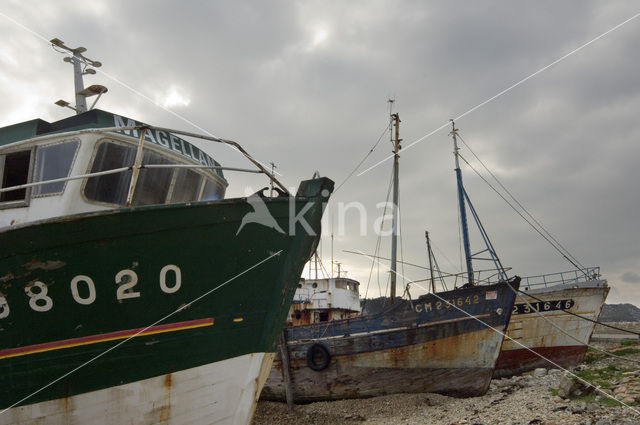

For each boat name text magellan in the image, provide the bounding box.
[113,115,219,168]
[413,295,480,313]
[512,299,574,315]
[0,264,182,318]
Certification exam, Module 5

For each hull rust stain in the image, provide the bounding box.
[262,280,520,402]
[494,284,609,378]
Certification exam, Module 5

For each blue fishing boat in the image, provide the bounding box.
[261,114,520,402]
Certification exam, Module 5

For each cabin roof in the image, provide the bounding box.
[0,109,226,180]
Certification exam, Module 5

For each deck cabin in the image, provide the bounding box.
[288,277,361,326]
[0,109,228,229]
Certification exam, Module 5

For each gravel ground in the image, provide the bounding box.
[252,343,640,425]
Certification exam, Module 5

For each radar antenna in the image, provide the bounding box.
[50,38,108,114]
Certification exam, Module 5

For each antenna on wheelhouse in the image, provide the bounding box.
[50,38,108,114]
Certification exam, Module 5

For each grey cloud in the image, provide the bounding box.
[0,0,639,305]
[622,272,640,284]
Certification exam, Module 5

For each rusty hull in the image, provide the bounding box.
[493,283,609,378]
[263,326,500,402]
[261,280,519,402]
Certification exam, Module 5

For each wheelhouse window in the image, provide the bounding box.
[0,149,32,203]
[84,140,225,207]
[33,140,79,197]
[201,179,224,201]
[130,151,173,206]
[84,142,135,205]
[169,168,202,203]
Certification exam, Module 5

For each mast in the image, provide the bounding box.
[425,231,436,293]
[450,119,474,285]
[390,113,401,303]
[50,38,107,114]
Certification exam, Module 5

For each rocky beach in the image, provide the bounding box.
[252,333,640,425]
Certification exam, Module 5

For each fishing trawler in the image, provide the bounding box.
[0,39,333,425]
[261,113,519,403]
[493,268,609,378]
[442,124,609,378]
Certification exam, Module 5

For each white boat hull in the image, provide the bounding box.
[1,352,274,425]
[494,281,608,378]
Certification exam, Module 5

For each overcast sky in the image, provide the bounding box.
[1,1,638,305]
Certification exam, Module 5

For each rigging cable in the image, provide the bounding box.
[361,164,395,309]
[456,133,588,275]
[457,153,588,275]
[452,145,638,361]
[447,134,637,361]
[398,172,407,300]
[334,124,389,193]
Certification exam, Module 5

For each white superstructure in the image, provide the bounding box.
[288,277,361,325]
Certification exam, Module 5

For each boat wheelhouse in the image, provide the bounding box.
[0,109,227,226]
[289,277,361,326]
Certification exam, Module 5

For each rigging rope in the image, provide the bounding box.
[450,133,635,361]
[334,124,389,193]
[398,179,406,300]
[457,153,588,275]
[361,165,395,309]
[456,133,588,275]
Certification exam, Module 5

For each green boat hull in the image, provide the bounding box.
[0,177,333,411]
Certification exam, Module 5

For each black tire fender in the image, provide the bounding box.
[306,343,331,371]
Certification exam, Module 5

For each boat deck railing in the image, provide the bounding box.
[293,287,314,303]
[0,125,290,201]
[520,266,602,290]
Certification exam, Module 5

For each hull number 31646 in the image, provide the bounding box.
[0,264,182,318]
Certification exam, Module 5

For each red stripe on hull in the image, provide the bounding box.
[0,317,214,358]
[493,345,587,378]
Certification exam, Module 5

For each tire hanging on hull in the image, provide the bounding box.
[306,343,330,371]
